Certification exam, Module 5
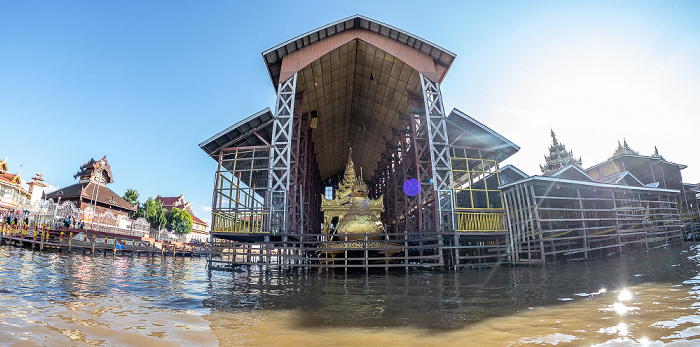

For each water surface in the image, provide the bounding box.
[1,243,699,345]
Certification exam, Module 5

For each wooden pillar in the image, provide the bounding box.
[528,184,545,263]
[611,189,623,255]
[576,189,589,259]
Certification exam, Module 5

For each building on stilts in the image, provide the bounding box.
[199,15,520,270]
[501,133,696,264]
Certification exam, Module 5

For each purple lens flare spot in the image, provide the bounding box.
[403,178,421,197]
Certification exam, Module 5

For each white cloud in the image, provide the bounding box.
[201,206,212,212]
[44,184,60,194]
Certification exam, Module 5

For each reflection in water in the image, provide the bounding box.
[0,244,699,345]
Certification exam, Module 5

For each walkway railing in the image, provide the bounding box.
[211,211,270,233]
[455,211,507,232]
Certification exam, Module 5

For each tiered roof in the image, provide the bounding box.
[0,157,22,187]
[335,149,368,200]
[30,173,47,188]
[74,156,114,184]
[609,139,638,159]
[540,130,582,174]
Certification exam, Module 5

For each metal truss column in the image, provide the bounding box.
[269,74,297,234]
[288,94,304,235]
[306,139,321,235]
[407,92,435,237]
[420,74,454,235]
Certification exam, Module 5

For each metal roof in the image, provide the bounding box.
[586,154,688,172]
[446,108,520,162]
[199,108,274,159]
[202,16,518,184]
[499,175,680,194]
[262,14,456,90]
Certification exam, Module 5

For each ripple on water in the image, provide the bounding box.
[1,243,700,345]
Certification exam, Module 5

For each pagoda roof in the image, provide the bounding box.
[0,173,22,187]
[45,182,136,212]
[74,156,114,184]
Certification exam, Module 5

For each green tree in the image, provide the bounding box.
[123,189,140,218]
[123,189,139,206]
[142,197,167,231]
[166,208,193,238]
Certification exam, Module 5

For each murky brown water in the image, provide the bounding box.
[1,243,699,346]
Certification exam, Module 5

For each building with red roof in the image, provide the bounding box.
[156,194,209,242]
[0,157,31,212]
[45,156,136,230]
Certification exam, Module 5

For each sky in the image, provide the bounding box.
[2,1,699,228]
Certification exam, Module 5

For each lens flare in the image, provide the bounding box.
[612,302,629,315]
[618,289,632,301]
[403,178,421,197]
[617,322,628,336]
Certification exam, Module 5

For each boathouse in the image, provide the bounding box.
[200,15,520,269]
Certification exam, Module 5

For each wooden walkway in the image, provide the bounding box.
[0,224,209,257]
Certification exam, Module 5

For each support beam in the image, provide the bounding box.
[269,74,297,234]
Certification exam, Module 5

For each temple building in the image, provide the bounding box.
[500,137,689,264]
[45,156,136,230]
[0,157,31,212]
[156,194,210,242]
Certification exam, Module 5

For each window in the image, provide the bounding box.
[450,149,504,210]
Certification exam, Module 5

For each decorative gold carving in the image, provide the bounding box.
[320,149,384,235]
[318,148,400,254]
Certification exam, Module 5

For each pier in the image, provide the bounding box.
[0,223,208,257]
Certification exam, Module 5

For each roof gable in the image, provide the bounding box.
[498,165,529,186]
[597,171,645,187]
[546,164,594,182]
[263,15,455,89]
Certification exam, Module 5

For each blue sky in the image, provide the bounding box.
[2,1,699,226]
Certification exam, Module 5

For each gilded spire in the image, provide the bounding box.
[334,147,368,199]
[540,129,582,174]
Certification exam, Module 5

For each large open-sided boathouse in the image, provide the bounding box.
[200,15,699,270]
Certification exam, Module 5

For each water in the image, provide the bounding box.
[1,244,700,346]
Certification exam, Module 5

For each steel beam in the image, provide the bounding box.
[269,74,297,234]
[420,74,454,234]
